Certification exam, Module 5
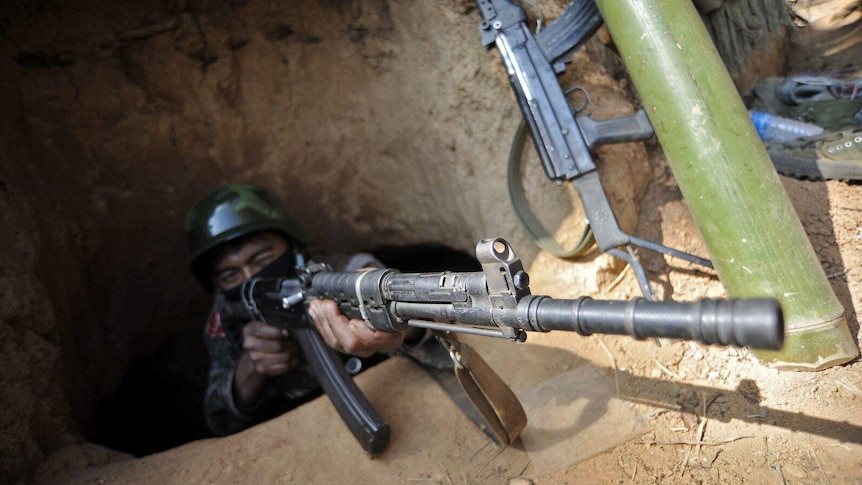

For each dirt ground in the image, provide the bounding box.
[549,3,862,482]
[532,4,862,482]
[30,2,862,485]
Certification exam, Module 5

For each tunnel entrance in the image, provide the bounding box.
[88,244,480,456]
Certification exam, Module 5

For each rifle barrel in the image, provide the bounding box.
[522,296,784,350]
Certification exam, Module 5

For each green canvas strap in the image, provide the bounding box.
[508,118,596,259]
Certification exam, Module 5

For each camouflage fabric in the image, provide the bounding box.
[698,0,792,78]
[203,291,319,436]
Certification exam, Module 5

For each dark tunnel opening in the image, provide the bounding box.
[88,244,481,456]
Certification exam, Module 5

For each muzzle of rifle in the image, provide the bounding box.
[518,296,784,350]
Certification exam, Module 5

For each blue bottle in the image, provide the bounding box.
[749,111,825,143]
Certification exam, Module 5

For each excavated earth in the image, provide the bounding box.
[1,0,860,484]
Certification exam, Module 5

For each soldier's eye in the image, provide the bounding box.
[216,271,241,288]
[251,252,276,266]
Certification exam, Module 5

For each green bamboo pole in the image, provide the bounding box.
[594,0,857,370]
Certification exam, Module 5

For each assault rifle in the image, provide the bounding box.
[240,238,783,455]
[475,0,711,297]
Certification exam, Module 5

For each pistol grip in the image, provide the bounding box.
[578,109,655,150]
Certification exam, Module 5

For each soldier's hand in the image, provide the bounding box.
[242,320,300,376]
[308,299,405,358]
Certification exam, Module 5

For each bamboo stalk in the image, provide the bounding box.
[594,0,858,370]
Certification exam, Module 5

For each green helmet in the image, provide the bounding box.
[185,183,306,290]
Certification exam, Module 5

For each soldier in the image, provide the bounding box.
[185,183,405,435]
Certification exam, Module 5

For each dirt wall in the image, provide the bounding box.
[0,0,656,481]
[0,0,799,480]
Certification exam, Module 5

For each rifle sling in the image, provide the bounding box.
[452,340,527,447]
[399,332,526,447]
[508,118,596,259]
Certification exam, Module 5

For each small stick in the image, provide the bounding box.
[707,449,722,467]
[695,392,708,459]
[654,360,682,379]
[440,462,454,485]
[601,264,631,297]
[477,447,506,474]
[774,465,787,485]
[515,459,530,477]
[637,435,754,446]
[679,447,691,477]
[826,270,847,279]
[469,441,490,462]
[836,378,862,399]
[811,449,831,485]
[595,335,620,395]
